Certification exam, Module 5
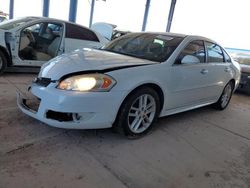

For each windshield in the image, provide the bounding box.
[0,17,34,30]
[103,33,184,62]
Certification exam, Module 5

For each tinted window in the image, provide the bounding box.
[65,23,99,42]
[206,42,224,62]
[175,40,205,64]
[103,33,184,62]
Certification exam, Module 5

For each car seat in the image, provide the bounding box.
[35,36,61,61]
[42,27,54,40]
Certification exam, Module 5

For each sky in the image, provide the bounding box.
[0,0,249,49]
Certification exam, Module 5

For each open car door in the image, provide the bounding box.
[91,22,116,41]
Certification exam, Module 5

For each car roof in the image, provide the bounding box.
[16,16,89,29]
[130,32,217,44]
[130,31,187,38]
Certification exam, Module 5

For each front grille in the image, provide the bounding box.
[33,77,52,87]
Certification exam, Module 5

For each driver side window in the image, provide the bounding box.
[175,40,205,65]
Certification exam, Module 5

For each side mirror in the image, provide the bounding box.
[181,55,200,64]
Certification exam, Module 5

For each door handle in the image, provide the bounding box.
[224,67,231,72]
[200,69,208,74]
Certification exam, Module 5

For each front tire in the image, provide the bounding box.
[115,87,160,138]
[0,51,7,75]
[214,81,234,110]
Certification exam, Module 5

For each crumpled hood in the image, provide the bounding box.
[39,48,156,80]
[240,64,250,73]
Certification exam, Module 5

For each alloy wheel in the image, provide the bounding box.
[127,94,156,134]
[221,84,232,108]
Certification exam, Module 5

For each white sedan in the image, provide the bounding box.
[0,17,110,74]
[17,32,241,137]
[0,11,8,22]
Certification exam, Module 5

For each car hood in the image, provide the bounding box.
[240,64,250,73]
[39,48,156,80]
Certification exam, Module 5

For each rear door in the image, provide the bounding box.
[204,41,233,98]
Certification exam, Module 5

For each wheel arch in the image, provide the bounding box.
[229,79,236,91]
[113,83,165,126]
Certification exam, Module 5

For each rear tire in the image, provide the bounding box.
[214,81,234,110]
[0,50,7,75]
[115,87,160,138]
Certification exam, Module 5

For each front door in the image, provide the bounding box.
[11,21,64,67]
[165,40,212,110]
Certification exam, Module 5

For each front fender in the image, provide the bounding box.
[0,31,6,48]
[107,64,168,117]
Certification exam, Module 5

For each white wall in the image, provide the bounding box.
[92,0,145,31]
[171,0,250,49]
[146,0,171,32]
[0,0,249,49]
[14,0,43,17]
[49,0,70,20]
[76,0,91,27]
[0,0,9,15]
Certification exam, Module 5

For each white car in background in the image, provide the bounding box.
[0,11,8,23]
[18,32,241,138]
[0,17,110,74]
[0,16,8,23]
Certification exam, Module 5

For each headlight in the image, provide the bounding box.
[57,74,116,92]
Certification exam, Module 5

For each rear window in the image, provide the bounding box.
[65,23,99,42]
[205,42,224,63]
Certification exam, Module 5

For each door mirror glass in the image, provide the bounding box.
[175,40,205,65]
[181,55,200,64]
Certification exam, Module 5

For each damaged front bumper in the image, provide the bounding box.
[17,83,125,129]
